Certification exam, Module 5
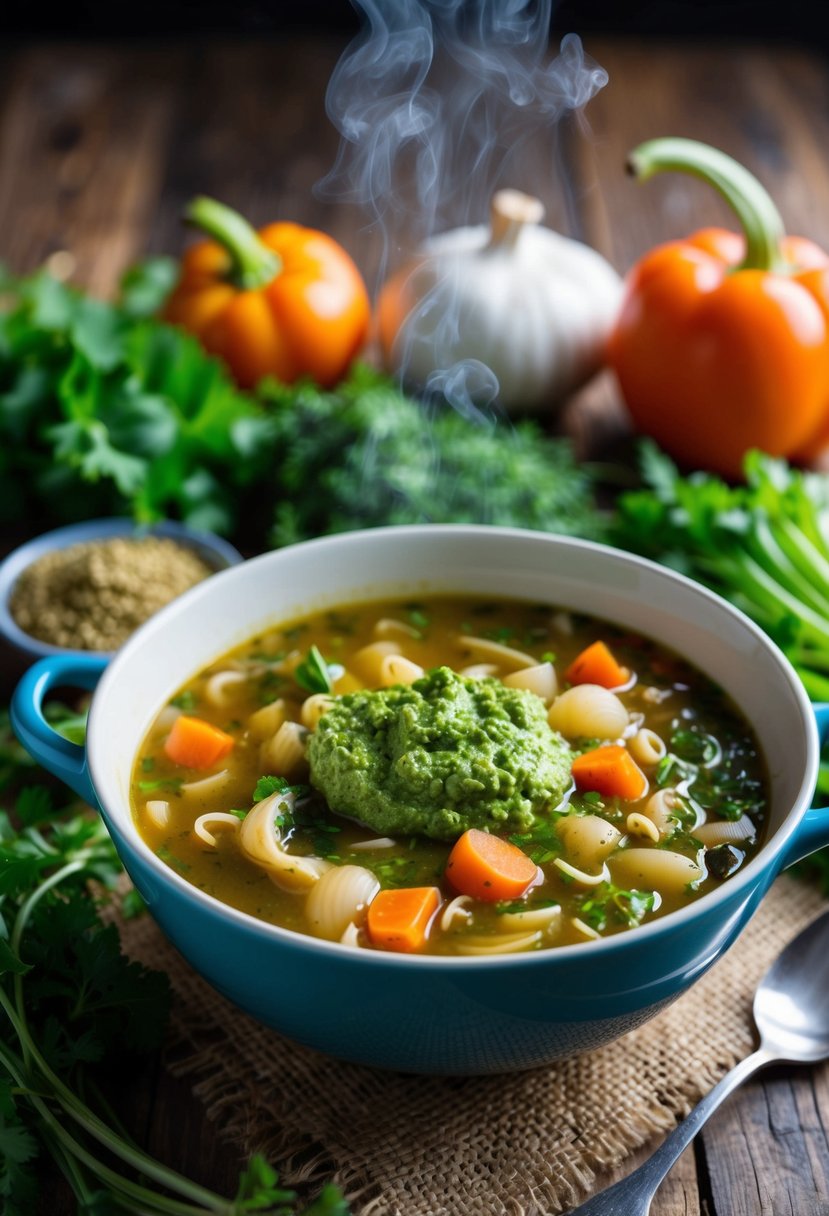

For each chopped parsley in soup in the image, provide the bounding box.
[132,597,768,955]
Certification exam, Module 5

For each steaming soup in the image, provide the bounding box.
[131,597,768,955]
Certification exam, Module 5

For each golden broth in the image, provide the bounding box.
[131,597,768,954]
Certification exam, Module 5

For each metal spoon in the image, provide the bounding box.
[562,908,829,1216]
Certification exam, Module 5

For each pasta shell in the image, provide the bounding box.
[145,800,170,829]
[503,662,558,705]
[459,663,500,679]
[379,655,425,686]
[247,698,288,742]
[643,788,684,836]
[456,636,536,671]
[374,618,422,641]
[239,793,330,890]
[193,811,241,847]
[305,864,380,941]
[547,684,628,740]
[300,694,335,730]
[626,812,660,843]
[180,770,231,800]
[628,728,667,767]
[693,815,756,847]
[557,814,622,866]
[204,670,248,708]
[350,640,402,684]
[260,721,309,778]
[610,847,703,894]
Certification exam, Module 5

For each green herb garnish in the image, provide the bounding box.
[295,646,335,695]
[578,883,658,932]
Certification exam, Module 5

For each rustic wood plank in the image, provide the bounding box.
[700,1067,829,1215]
[0,44,178,296]
[568,40,829,299]
[146,39,365,274]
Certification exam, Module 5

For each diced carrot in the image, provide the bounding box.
[445,828,539,903]
[366,886,441,954]
[571,744,647,801]
[564,640,629,689]
[163,715,235,770]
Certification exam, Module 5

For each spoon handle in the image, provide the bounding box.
[562,1046,774,1216]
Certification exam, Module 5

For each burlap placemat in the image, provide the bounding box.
[118,875,826,1216]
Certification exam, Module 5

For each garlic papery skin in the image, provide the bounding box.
[377,189,623,412]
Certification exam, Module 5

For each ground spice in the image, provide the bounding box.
[10,535,215,651]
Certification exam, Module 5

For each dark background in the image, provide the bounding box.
[2,0,828,45]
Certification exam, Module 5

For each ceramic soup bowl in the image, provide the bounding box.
[11,527,829,1074]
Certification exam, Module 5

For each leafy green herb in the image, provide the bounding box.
[0,724,346,1215]
[0,267,275,539]
[408,608,430,631]
[494,898,558,915]
[252,775,312,803]
[170,689,198,712]
[156,844,191,872]
[138,777,184,794]
[611,442,829,701]
[509,819,563,866]
[361,855,420,888]
[295,646,335,695]
[264,365,604,547]
[670,727,719,765]
[254,774,292,800]
[578,883,658,932]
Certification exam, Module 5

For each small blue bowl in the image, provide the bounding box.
[0,518,243,663]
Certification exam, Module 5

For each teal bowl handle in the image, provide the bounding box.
[782,702,829,869]
[11,654,108,806]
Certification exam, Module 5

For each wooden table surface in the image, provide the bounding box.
[2,31,829,1216]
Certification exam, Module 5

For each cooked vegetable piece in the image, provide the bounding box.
[571,745,647,801]
[164,714,234,769]
[445,827,539,902]
[564,640,628,689]
[366,886,441,953]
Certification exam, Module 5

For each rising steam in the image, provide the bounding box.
[319,0,609,289]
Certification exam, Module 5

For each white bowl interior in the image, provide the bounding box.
[89,527,815,896]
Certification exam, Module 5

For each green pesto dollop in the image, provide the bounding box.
[307,666,572,841]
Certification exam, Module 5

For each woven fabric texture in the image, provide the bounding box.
[119,875,827,1216]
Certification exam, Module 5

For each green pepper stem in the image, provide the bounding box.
[627,137,786,272]
[185,196,281,290]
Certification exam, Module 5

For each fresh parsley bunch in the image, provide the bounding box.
[0,711,348,1216]
[0,263,275,539]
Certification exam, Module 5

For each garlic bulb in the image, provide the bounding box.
[378,189,623,412]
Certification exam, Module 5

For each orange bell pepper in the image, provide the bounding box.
[608,139,829,479]
[164,197,370,389]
